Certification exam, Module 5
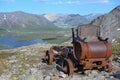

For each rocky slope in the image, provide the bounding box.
[91,5,120,42]
[44,14,89,28]
[84,13,103,21]
[0,43,120,80]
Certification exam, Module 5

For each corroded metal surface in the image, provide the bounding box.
[62,59,74,75]
[77,25,100,38]
[77,25,100,41]
[74,41,112,60]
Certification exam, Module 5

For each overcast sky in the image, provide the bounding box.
[0,0,120,15]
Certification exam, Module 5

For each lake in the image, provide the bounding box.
[0,35,45,49]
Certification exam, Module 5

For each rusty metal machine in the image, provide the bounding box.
[45,46,73,64]
[44,25,112,75]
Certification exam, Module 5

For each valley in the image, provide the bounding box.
[0,5,120,50]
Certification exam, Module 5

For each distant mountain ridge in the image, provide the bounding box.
[84,13,103,21]
[0,11,59,33]
[0,11,103,31]
[91,5,120,42]
[43,14,89,28]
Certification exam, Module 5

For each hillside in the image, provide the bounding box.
[0,11,70,44]
[0,11,60,33]
[84,13,103,22]
[91,5,120,42]
[44,14,89,28]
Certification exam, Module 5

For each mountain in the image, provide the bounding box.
[84,13,103,21]
[43,14,89,28]
[0,11,72,44]
[91,5,120,42]
[0,11,59,33]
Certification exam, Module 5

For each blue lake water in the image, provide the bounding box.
[0,35,45,48]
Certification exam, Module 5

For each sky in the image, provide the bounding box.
[0,0,120,15]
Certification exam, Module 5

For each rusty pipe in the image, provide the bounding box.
[72,28,75,43]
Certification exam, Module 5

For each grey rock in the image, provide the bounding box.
[91,5,120,42]
[25,76,36,80]
[59,72,67,78]
[30,68,37,75]
[44,76,51,80]
[70,74,83,80]
[8,55,16,60]
[84,70,91,75]
[96,75,105,80]
[91,70,98,75]
[0,73,12,80]
[34,72,43,80]
[104,72,110,78]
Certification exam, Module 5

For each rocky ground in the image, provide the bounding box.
[0,43,120,80]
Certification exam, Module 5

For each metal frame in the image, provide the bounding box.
[44,24,112,75]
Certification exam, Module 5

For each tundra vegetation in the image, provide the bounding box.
[112,39,120,56]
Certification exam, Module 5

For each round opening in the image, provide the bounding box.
[74,42,82,60]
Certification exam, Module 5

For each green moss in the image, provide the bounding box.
[112,39,120,54]
[0,51,17,59]
[10,54,28,79]
[0,59,10,76]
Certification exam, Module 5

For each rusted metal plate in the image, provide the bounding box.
[77,25,100,41]
[87,42,107,58]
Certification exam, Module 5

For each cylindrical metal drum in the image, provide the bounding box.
[74,41,112,60]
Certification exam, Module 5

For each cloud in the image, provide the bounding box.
[54,0,110,5]
[0,0,16,2]
[86,0,109,4]
[54,1,81,5]
[67,1,81,4]
[34,0,49,2]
